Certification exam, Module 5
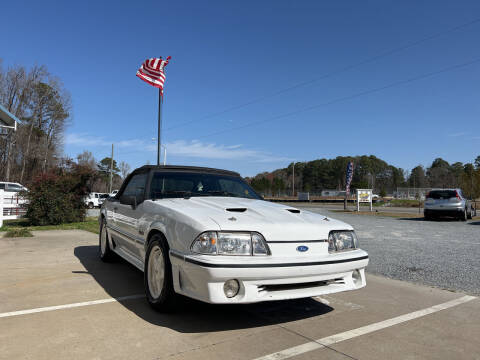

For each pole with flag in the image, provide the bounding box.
[345,161,354,210]
[136,56,171,165]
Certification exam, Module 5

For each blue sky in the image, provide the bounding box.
[2,0,480,176]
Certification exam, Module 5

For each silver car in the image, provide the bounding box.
[424,189,476,221]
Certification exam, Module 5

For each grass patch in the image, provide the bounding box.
[1,217,99,237]
[4,228,33,238]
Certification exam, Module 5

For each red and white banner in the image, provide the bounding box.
[136,56,171,95]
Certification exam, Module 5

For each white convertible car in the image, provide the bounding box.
[100,165,369,312]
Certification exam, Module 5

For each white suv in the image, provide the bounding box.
[84,193,109,209]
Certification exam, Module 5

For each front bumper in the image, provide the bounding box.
[169,250,369,304]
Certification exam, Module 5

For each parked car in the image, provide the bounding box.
[0,182,28,193]
[424,189,476,221]
[98,193,109,206]
[100,165,369,312]
[84,192,108,209]
[108,190,119,197]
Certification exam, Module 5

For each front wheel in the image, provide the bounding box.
[144,235,177,312]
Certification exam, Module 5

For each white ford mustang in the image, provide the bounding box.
[100,165,369,312]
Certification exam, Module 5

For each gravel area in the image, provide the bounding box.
[300,206,480,295]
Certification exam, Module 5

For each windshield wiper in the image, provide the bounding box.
[158,191,192,199]
[206,190,238,197]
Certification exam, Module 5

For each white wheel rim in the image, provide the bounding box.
[100,225,107,255]
[148,245,165,299]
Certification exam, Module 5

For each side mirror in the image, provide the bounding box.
[120,195,137,209]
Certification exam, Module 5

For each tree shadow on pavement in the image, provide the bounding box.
[468,221,480,225]
[74,245,333,333]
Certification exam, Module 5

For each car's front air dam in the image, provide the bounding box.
[169,251,368,304]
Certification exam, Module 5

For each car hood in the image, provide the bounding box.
[152,197,352,241]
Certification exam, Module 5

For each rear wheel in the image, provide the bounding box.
[99,219,115,262]
[460,208,467,222]
[424,211,434,221]
[144,235,177,312]
[88,202,94,209]
[467,206,473,220]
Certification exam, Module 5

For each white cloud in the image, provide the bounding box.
[65,133,146,148]
[65,133,291,163]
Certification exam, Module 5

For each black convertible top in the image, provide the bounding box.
[136,165,240,177]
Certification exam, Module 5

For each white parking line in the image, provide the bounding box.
[0,294,144,319]
[254,295,476,360]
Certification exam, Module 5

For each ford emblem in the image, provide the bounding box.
[296,245,309,252]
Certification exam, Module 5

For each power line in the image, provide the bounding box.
[165,16,480,132]
[189,57,480,140]
[116,56,480,158]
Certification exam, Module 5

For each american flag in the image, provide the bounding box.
[345,161,354,194]
[136,56,171,95]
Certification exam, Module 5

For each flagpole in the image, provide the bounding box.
[157,88,162,166]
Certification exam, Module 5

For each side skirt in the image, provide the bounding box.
[112,247,144,272]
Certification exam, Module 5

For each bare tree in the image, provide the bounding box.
[0,62,71,184]
[119,161,131,179]
[77,150,96,169]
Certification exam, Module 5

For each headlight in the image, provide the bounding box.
[328,231,358,252]
[192,231,270,256]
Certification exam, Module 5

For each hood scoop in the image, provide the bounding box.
[226,208,247,213]
[286,209,300,214]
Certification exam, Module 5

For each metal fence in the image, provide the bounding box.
[394,187,432,200]
[0,190,27,227]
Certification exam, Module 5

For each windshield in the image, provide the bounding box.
[150,171,261,200]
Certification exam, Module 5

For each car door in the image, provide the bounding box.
[113,172,148,258]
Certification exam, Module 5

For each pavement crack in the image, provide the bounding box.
[151,328,274,360]
[275,323,360,360]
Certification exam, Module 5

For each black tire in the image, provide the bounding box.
[460,208,467,222]
[88,202,94,209]
[424,212,435,221]
[467,208,473,220]
[99,218,115,262]
[144,235,177,312]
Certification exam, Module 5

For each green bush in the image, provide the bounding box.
[25,165,94,225]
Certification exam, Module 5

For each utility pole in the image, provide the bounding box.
[292,162,295,198]
[109,144,114,193]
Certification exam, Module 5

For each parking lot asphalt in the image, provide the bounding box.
[298,207,480,296]
[0,230,479,360]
